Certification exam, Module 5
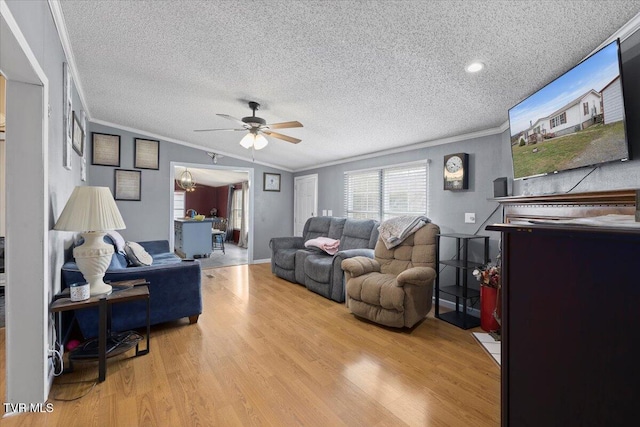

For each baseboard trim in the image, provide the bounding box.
[252,258,271,264]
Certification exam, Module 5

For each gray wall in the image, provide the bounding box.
[7,0,86,251]
[4,0,86,403]
[295,131,513,295]
[87,123,293,260]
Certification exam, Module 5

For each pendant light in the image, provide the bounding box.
[178,168,196,192]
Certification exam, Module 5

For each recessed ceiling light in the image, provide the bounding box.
[465,62,485,73]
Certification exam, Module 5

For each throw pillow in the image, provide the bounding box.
[124,241,153,266]
[106,230,126,254]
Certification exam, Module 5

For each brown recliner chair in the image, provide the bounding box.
[341,222,439,328]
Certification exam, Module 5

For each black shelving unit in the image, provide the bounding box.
[435,233,489,329]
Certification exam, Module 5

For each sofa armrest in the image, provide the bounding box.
[341,256,381,278]
[269,236,305,251]
[396,267,436,287]
[334,248,374,261]
[137,240,170,256]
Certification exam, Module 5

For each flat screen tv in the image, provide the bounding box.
[508,39,629,180]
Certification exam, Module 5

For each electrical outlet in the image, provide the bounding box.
[327,210,333,216]
[322,209,327,216]
[465,213,476,223]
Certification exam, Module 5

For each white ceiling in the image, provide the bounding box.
[58,1,640,171]
[174,165,248,188]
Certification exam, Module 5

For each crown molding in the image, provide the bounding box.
[294,123,508,172]
[48,0,91,119]
[587,10,640,57]
[90,118,294,172]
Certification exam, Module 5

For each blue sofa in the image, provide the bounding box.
[61,240,202,338]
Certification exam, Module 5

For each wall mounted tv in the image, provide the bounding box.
[508,39,628,180]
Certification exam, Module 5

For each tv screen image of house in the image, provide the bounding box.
[508,39,628,180]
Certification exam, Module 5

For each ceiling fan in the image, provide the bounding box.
[194,101,303,150]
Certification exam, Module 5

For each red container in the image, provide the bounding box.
[480,285,500,332]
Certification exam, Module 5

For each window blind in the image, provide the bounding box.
[232,191,243,229]
[344,169,381,220]
[344,161,428,221]
[382,164,427,221]
[173,191,185,219]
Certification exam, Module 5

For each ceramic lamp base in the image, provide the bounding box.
[73,231,114,296]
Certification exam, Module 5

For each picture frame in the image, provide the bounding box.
[92,132,121,167]
[263,172,281,192]
[72,111,84,156]
[63,62,72,170]
[134,138,159,170]
[80,111,87,182]
[114,169,141,201]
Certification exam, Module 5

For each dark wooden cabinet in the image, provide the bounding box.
[488,189,639,427]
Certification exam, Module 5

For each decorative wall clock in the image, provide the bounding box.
[443,153,469,191]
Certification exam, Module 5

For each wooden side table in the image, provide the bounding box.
[50,279,150,382]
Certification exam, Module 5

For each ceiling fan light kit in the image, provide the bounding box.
[240,130,269,150]
[195,101,303,150]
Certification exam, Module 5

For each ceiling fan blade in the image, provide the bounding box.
[194,128,245,132]
[216,113,249,127]
[266,121,303,129]
[262,130,301,144]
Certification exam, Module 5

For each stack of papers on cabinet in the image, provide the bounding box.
[528,214,640,229]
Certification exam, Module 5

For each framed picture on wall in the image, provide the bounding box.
[81,111,87,181]
[114,169,141,201]
[72,111,84,156]
[134,138,159,170]
[92,132,121,166]
[62,62,72,170]
[264,173,281,192]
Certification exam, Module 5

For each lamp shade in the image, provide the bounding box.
[54,186,126,232]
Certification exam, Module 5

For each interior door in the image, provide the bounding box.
[294,174,318,237]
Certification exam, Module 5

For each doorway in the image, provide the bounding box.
[294,174,318,236]
[1,75,5,327]
[170,162,253,269]
[1,3,50,405]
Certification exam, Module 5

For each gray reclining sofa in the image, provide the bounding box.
[270,217,379,302]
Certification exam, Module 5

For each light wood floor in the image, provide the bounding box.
[1,264,500,426]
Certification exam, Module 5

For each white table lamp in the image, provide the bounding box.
[54,186,126,296]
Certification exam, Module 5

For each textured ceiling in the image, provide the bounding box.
[58,0,640,171]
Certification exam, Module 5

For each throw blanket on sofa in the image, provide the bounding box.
[305,237,341,255]
[378,215,430,249]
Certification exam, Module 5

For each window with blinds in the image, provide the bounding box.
[173,191,185,219]
[344,170,381,220]
[231,190,243,229]
[344,161,428,221]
